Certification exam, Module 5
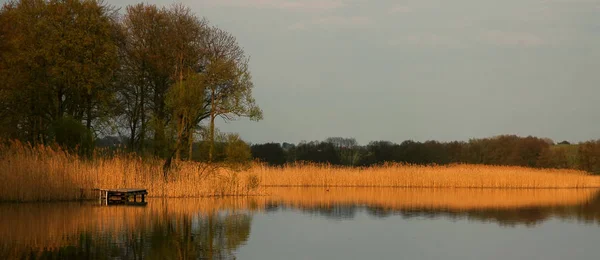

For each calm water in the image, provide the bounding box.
[2,188,600,259]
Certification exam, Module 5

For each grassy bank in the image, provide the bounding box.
[1,141,600,202]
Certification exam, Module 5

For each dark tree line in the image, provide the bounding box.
[251,136,600,174]
[0,0,262,162]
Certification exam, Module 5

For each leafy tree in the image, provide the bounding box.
[166,73,206,160]
[120,3,175,156]
[201,27,263,161]
[224,133,252,170]
[0,0,119,144]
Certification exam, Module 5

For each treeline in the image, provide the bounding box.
[0,0,261,162]
[251,136,600,173]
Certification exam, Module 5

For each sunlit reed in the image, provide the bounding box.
[2,141,600,202]
[251,163,600,189]
[263,187,598,210]
[0,141,262,202]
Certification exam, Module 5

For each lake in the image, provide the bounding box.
[2,188,600,259]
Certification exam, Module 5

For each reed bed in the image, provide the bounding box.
[250,163,600,188]
[2,140,600,202]
[263,187,599,210]
[0,141,262,202]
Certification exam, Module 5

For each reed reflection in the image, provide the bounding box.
[2,188,600,259]
[263,188,600,227]
[0,199,252,259]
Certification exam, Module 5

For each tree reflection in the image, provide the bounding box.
[11,212,252,260]
[3,190,600,259]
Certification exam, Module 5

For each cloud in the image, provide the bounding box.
[388,5,413,14]
[203,0,345,12]
[479,30,545,46]
[289,16,374,30]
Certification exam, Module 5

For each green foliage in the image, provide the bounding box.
[248,136,600,174]
[578,141,600,174]
[166,73,207,159]
[48,117,94,156]
[224,134,252,170]
[203,27,263,123]
[0,0,119,144]
[1,1,263,165]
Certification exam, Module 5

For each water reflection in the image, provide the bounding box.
[266,188,600,227]
[1,189,600,259]
[0,199,253,259]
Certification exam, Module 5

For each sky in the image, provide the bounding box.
[11,0,600,145]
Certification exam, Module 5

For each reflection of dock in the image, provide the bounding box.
[95,189,147,205]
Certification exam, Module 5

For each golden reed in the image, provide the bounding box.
[0,141,262,202]
[262,187,599,210]
[250,163,600,189]
[1,140,600,202]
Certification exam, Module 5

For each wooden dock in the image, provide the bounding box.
[95,188,147,205]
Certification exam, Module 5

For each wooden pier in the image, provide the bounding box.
[95,188,147,205]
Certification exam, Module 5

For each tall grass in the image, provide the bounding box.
[250,163,600,188]
[0,141,262,202]
[2,141,600,202]
[263,187,598,210]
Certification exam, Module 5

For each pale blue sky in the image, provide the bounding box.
[10,0,600,144]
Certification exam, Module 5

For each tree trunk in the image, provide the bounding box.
[129,120,137,152]
[86,93,92,130]
[57,86,64,121]
[209,88,215,162]
[139,83,145,155]
[188,127,193,161]
[175,114,184,161]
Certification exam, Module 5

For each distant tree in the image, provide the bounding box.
[325,137,360,166]
[251,143,286,166]
[296,141,340,165]
[366,141,399,165]
[578,140,600,174]
[537,146,569,169]
[445,141,468,163]
[422,140,449,164]
[281,142,295,151]
[325,137,358,148]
